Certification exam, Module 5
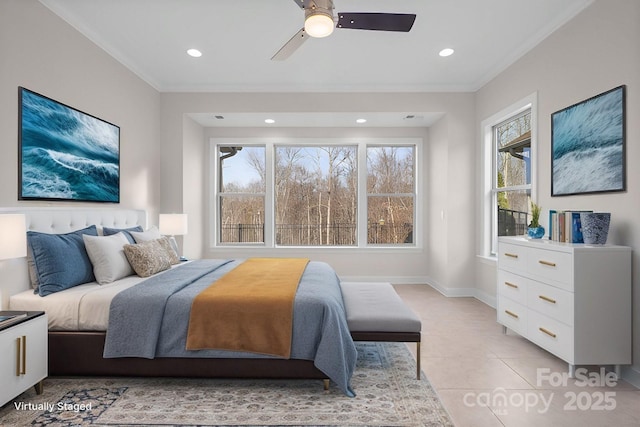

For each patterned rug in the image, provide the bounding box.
[0,342,452,426]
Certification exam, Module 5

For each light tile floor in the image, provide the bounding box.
[393,284,640,427]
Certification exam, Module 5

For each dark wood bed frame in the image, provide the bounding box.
[48,330,421,380]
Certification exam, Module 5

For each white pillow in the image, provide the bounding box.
[129,226,162,243]
[82,233,134,284]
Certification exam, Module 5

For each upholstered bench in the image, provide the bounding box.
[340,282,422,379]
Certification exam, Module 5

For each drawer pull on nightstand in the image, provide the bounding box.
[505,310,519,319]
[505,253,519,259]
[538,295,557,304]
[15,338,21,376]
[504,281,518,289]
[538,260,556,267]
[539,327,557,338]
[15,336,26,376]
[22,336,26,375]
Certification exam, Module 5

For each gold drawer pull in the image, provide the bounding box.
[505,253,519,259]
[539,295,557,304]
[21,336,26,375]
[505,310,519,319]
[539,327,557,338]
[16,337,21,376]
[504,281,519,289]
[538,260,556,267]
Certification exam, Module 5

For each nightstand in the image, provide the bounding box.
[0,311,48,407]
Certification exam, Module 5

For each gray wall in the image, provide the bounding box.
[475,0,640,379]
[0,0,162,217]
[160,92,476,285]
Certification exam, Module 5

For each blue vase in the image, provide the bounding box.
[527,226,545,239]
[580,212,610,244]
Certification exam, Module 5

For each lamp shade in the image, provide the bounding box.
[305,10,334,38]
[159,214,188,236]
[0,214,27,260]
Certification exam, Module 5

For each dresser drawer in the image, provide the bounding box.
[497,269,528,305]
[497,296,527,336]
[527,310,574,362]
[498,243,528,274]
[527,280,574,326]
[527,247,573,291]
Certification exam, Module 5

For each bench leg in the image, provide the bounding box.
[416,342,421,380]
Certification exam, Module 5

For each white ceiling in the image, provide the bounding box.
[39,0,593,127]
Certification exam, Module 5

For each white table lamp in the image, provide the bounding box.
[159,213,188,260]
[0,214,27,260]
[159,214,188,236]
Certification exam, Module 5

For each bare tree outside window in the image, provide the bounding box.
[215,141,417,247]
[218,146,265,243]
[367,146,415,244]
[275,146,357,246]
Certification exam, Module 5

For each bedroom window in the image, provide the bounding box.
[217,145,266,244]
[367,146,414,244]
[275,146,357,246]
[212,139,419,248]
[482,93,537,256]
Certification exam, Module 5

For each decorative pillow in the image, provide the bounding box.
[27,225,98,297]
[26,246,39,290]
[157,236,180,265]
[129,226,162,243]
[83,233,135,284]
[123,238,173,277]
[103,225,143,244]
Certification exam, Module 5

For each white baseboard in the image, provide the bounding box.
[473,288,496,308]
[339,275,430,285]
[621,365,640,389]
[340,276,495,307]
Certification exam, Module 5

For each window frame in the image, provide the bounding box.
[481,93,538,257]
[210,138,421,250]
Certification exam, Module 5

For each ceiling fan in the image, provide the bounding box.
[272,0,416,60]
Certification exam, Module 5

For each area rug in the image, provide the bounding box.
[0,342,452,426]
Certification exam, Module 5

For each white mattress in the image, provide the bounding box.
[9,264,188,331]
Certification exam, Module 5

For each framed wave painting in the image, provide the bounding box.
[19,87,120,202]
[551,85,626,196]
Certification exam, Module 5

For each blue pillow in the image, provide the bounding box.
[103,225,143,244]
[28,225,98,296]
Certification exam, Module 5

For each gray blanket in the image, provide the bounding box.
[103,259,357,396]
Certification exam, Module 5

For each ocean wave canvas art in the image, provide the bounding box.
[19,87,120,202]
[551,85,625,196]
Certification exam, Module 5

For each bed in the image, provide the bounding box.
[2,208,357,396]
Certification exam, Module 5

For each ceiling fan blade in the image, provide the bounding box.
[291,0,305,9]
[271,28,308,61]
[337,13,416,32]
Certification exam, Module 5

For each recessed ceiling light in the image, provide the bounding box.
[356,118,367,124]
[187,48,202,58]
[439,48,454,57]
[264,119,275,124]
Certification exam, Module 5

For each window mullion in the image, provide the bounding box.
[357,143,368,247]
[264,141,274,247]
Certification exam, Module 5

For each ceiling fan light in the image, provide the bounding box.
[305,11,334,38]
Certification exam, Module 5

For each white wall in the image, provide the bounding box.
[0,0,162,215]
[182,116,205,259]
[160,92,476,285]
[475,0,640,378]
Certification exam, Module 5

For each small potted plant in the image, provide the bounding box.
[527,201,544,239]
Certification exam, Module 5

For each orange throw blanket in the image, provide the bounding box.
[185,258,310,358]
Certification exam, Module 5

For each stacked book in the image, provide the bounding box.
[0,312,28,328]
[548,210,592,243]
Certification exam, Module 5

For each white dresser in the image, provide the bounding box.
[497,236,631,376]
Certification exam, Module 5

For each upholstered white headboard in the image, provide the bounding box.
[0,207,147,309]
